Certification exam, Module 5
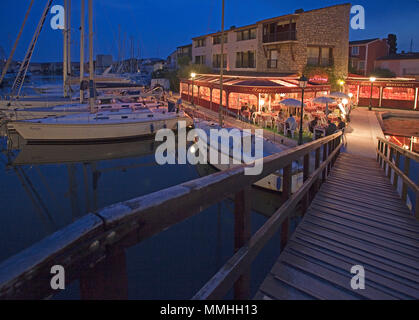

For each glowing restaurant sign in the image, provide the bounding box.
[309,75,329,84]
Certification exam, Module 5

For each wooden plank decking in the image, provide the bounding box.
[256,152,419,300]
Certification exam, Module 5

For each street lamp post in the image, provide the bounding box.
[368,76,376,111]
[191,72,196,107]
[298,75,308,145]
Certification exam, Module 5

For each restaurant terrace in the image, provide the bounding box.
[346,76,419,110]
[180,74,331,113]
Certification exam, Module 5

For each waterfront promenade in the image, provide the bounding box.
[343,108,385,159]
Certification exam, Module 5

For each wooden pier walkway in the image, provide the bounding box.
[256,152,419,300]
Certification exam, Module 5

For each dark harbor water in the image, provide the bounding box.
[0,134,290,299]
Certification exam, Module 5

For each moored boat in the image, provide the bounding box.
[9,106,192,143]
[194,120,304,193]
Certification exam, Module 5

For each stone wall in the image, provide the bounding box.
[256,4,350,77]
[192,4,350,77]
[297,4,350,77]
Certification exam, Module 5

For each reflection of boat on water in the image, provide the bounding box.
[2,137,165,233]
[194,120,304,193]
[12,138,160,165]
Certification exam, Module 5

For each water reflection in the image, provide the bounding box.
[0,135,285,299]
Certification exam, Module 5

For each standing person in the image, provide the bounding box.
[337,117,347,146]
[337,117,346,131]
[285,113,297,137]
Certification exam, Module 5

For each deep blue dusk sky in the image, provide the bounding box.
[0,0,418,63]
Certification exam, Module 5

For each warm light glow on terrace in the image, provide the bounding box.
[191,72,196,79]
[369,76,376,82]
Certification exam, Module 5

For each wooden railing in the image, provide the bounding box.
[377,137,419,219]
[0,131,342,299]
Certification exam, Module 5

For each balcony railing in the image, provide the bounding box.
[263,31,296,43]
[267,59,278,69]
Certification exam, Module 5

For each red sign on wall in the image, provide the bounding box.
[309,75,329,84]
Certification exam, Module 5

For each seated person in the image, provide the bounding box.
[309,117,318,133]
[277,110,285,120]
[325,119,337,136]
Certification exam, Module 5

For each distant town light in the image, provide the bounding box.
[338,80,345,86]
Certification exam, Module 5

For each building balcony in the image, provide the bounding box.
[263,31,296,44]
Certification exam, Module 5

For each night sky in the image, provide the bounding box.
[0,0,418,63]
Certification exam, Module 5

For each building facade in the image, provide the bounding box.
[191,4,350,77]
[349,38,389,76]
[375,53,419,78]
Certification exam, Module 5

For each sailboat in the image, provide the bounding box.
[7,0,194,143]
[1,94,166,120]
[9,103,192,143]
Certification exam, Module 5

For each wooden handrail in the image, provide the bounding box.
[0,131,342,299]
[192,141,342,299]
[376,138,419,220]
[377,137,419,162]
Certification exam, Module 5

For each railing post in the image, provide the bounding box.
[387,147,394,179]
[322,142,328,182]
[233,187,251,300]
[377,140,381,162]
[384,144,389,175]
[280,164,292,252]
[327,140,333,173]
[393,150,400,189]
[313,147,321,194]
[302,153,310,213]
[401,157,411,202]
[379,140,384,167]
[79,246,128,300]
[333,136,339,164]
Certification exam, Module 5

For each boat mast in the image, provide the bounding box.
[63,0,68,97]
[218,0,225,126]
[88,0,94,112]
[0,0,34,87]
[79,0,85,103]
[67,0,72,89]
[11,0,53,97]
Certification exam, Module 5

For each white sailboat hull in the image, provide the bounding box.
[11,115,192,143]
[207,146,303,193]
